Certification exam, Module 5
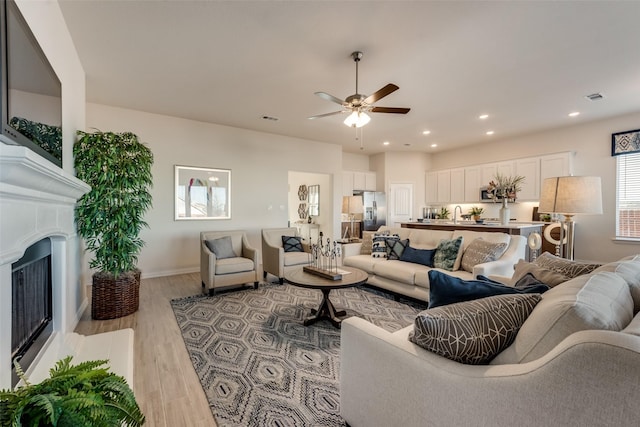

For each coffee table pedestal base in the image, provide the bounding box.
[304,288,346,328]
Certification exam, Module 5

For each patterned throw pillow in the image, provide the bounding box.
[432,237,463,271]
[533,252,602,279]
[360,231,375,255]
[509,260,570,287]
[282,235,303,252]
[409,293,542,364]
[460,238,508,273]
[371,232,400,258]
[387,239,410,260]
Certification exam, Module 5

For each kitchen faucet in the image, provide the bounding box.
[454,205,462,224]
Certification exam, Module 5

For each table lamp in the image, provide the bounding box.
[342,195,363,241]
[538,176,603,260]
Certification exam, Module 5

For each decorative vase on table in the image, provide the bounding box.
[500,198,510,226]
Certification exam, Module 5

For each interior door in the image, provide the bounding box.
[389,182,413,227]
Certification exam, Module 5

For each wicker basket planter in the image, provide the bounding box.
[91,271,140,320]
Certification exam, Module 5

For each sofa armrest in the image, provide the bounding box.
[341,317,640,427]
[472,235,525,278]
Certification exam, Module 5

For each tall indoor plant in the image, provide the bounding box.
[74,130,153,319]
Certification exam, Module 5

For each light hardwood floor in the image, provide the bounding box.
[74,273,217,427]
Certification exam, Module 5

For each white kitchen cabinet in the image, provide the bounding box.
[540,152,573,181]
[515,157,540,200]
[342,172,354,196]
[425,171,438,203]
[364,172,376,191]
[450,168,465,202]
[436,170,451,203]
[343,171,377,194]
[480,163,497,186]
[464,166,481,202]
[497,160,516,177]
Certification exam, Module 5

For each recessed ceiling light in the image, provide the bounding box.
[422,130,431,135]
[568,112,580,117]
[486,130,494,135]
[383,141,390,146]
[479,114,489,120]
[430,143,438,148]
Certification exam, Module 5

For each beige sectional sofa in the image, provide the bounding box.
[342,226,526,301]
[340,255,640,427]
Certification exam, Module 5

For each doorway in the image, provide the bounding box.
[388,182,414,227]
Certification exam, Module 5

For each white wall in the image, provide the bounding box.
[378,151,432,220]
[14,0,86,330]
[342,152,370,171]
[86,103,343,279]
[429,111,640,262]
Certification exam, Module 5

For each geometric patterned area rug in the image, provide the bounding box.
[171,283,426,427]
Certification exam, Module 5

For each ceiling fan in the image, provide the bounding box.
[309,51,411,128]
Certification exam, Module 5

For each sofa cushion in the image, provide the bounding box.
[282,235,303,252]
[427,270,549,308]
[433,236,463,271]
[387,238,410,260]
[360,231,375,255]
[593,259,640,314]
[409,293,541,365]
[533,252,602,279]
[407,229,452,249]
[509,259,570,287]
[205,236,237,259]
[400,246,436,267]
[215,256,254,274]
[491,271,634,364]
[343,254,380,274]
[460,238,508,273]
[373,260,417,286]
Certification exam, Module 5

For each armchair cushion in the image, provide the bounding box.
[282,235,303,252]
[205,236,237,259]
[409,293,542,364]
[215,257,255,275]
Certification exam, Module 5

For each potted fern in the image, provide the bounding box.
[74,130,153,320]
[0,356,145,426]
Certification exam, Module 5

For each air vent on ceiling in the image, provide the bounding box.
[585,93,604,101]
[261,115,279,121]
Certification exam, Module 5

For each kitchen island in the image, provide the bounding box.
[401,221,544,261]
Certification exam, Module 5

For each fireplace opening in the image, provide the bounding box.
[11,238,52,387]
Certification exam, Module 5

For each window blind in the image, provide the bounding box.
[617,152,640,238]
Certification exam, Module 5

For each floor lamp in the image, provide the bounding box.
[342,195,363,241]
[538,176,603,260]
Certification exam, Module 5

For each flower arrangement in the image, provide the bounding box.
[486,173,525,203]
[468,206,484,219]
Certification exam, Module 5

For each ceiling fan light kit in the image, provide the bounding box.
[309,51,410,128]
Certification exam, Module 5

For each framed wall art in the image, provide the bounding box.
[175,165,231,220]
[612,128,640,156]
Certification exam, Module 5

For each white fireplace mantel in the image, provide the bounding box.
[1,144,133,389]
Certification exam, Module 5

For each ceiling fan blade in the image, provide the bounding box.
[315,92,346,106]
[371,106,411,114]
[308,110,346,120]
[363,83,399,105]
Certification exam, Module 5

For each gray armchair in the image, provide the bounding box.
[201,230,259,296]
[261,227,310,284]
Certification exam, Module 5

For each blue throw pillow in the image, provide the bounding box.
[400,246,436,267]
[427,270,549,308]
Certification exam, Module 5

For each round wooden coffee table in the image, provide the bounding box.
[284,266,368,328]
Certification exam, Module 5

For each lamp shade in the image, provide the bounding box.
[539,176,603,215]
[342,195,363,215]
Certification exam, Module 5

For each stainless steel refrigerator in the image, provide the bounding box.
[358,191,386,231]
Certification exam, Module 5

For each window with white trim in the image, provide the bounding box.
[616,152,640,238]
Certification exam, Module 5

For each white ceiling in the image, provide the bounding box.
[57,0,640,155]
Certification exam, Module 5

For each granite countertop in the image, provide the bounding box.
[403,221,544,229]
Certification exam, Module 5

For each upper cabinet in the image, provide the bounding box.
[344,171,376,195]
[425,151,573,203]
[515,157,540,200]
